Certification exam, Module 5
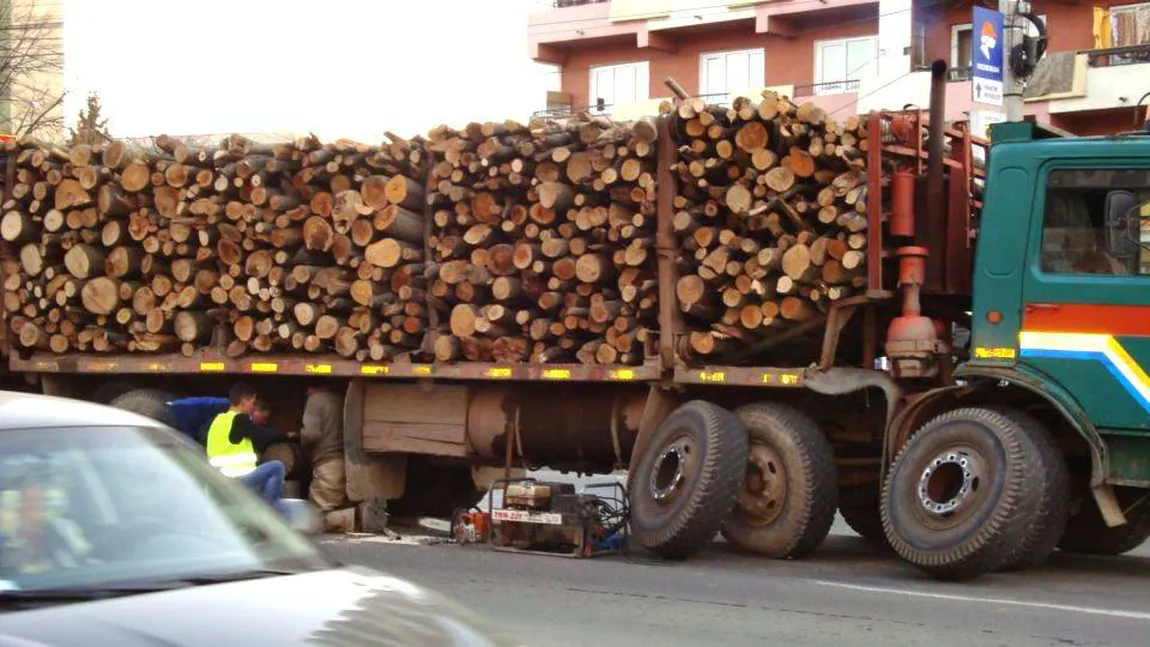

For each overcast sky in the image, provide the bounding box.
[62,0,559,142]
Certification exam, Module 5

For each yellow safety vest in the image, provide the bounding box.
[205,411,258,477]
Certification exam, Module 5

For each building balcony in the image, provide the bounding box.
[528,0,878,64]
[533,84,860,122]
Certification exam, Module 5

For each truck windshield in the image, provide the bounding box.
[0,425,331,594]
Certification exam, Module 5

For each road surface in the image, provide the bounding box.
[321,528,1150,647]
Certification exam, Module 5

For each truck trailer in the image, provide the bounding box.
[3,61,1150,581]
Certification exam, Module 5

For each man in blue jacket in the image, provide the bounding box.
[165,396,229,445]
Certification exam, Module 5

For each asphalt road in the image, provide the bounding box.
[321,526,1150,647]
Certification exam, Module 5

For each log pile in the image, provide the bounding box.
[669,92,870,363]
[0,133,429,360]
[423,114,660,365]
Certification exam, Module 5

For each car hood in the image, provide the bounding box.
[0,566,522,647]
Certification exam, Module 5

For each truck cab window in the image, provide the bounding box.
[1040,169,1150,276]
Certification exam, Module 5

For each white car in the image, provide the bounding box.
[0,391,520,646]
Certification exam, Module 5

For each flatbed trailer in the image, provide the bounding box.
[8,62,1150,582]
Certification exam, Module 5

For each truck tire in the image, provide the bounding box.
[720,403,837,559]
[91,381,135,405]
[1058,488,1150,556]
[630,400,748,559]
[881,407,1044,580]
[995,407,1070,571]
[109,389,179,429]
[839,482,885,543]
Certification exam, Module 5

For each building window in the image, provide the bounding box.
[699,48,765,104]
[1039,169,1150,276]
[589,61,649,114]
[814,36,878,95]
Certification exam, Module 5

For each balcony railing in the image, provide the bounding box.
[537,0,608,8]
[1084,43,1150,67]
[531,103,612,120]
[796,80,861,96]
[947,66,973,82]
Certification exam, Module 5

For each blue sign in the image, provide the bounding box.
[971,6,1004,107]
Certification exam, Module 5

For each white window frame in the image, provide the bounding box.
[813,35,878,96]
[698,47,765,105]
[588,61,649,114]
[952,13,1047,69]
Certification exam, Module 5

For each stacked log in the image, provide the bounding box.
[0,133,428,360]
[424,114,660,365]
[669,92,869,363]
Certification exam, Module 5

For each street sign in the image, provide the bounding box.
[970,109,1006,140]
[971,6,1004,107]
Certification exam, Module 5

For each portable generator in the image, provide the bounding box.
[451,477,628,558]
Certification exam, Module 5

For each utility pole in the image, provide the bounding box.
[1000,0,1024,121]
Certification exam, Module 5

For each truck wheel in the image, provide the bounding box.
[1058,488,1150,556]
[720,403,836,559]
[839,482,886,543]
[881,407,1043,580]
[630,400,748,559]
[995,408,1070,571]
[91,381,135,404]
[109,389,179,429]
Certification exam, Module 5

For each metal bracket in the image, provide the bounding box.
[1092,483,1127,528]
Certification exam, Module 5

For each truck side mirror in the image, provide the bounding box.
[1104,190,1137,259]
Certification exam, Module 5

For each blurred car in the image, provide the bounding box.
[0,391,520,646]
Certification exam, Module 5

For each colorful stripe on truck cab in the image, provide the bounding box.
[1018,331,1150,413]
[1019,303,1150,419]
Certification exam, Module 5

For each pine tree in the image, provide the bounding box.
[69,93,112,146]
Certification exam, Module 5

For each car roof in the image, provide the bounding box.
[0,390,166,431]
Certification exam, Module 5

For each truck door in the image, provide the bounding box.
[1019,166,1150,431]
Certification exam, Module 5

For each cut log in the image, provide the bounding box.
[174,311,212,342]
[64,244,106,279]
[80,277,120,315]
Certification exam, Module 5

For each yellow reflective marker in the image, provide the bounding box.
[780,373,800,386]
[145,362,170,372]
[88,362,118,372]
[200,362,225,372]
[699,371,725,383]
[250,362,278,373]
[360,365,389,376]
[973,346,1016,360]
[761,373,776,384]
[35,360,59,371]
[486,367,512,378]
[543,368,571,380]
[608,369,634,380]
[412,365,433,376]
[306,363,333,375]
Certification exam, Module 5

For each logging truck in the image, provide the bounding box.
[3,61,1150,581]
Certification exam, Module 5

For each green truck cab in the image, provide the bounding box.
[880,121,1150,578]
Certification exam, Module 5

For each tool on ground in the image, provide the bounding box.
[451,477,628,558]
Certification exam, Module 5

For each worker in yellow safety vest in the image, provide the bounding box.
[205,383,288,508]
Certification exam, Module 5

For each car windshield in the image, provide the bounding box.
[0,425,331,594]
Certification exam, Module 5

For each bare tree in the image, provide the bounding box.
[0,0,65,139]
[69,92,111,146]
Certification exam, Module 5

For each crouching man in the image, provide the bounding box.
[300,385,350,530]
[205,383,289,511]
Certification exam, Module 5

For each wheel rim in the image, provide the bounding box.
[649,436,697,505]
[734,442,787,526]
[913,445,989,528]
